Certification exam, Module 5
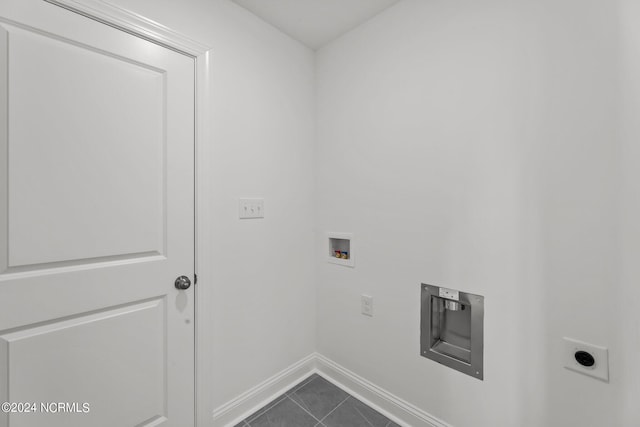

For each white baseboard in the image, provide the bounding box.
[315,354,451,427]
[212,352,451,427]
[212,353,316,427]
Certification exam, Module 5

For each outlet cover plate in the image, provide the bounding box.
[563,337,609,382]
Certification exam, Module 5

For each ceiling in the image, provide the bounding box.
[231,0,404,50]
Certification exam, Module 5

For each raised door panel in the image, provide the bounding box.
[1,23,165,271]
[1,299,167,427]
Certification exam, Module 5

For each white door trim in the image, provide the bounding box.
[42,1,214,425]
[44,0,209,55]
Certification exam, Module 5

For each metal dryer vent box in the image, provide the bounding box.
[420,284,484,380]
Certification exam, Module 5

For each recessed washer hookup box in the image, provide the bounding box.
[420,284,484,380]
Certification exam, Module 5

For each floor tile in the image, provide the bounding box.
[245,395,288,423]
[249,397,317,427]
[286,373,320,395]
[322,396,393,427]
[288,376,350,420]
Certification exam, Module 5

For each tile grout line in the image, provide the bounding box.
[318,395,351,424]
[245,375,373,427]
[287,394,323,423]
[244,394,288,424]
[243,375,327,426]
[284,374,319,405]
[286,374,319,397]
[353,405,376,427]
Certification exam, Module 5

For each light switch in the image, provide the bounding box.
[239,198,264,219]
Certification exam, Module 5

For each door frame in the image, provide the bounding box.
[42,1,214,425]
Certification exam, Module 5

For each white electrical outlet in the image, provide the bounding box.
[239,198,264,219]
[563,337,609,382]
[361,295,373,317]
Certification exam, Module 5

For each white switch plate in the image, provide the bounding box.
[361,295,373,317]
[239,198,264,219]
[562,337,609,382]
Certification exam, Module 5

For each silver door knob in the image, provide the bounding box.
[175,275,191,290]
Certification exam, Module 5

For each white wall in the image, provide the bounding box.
[618,0,640,424]
[84,1,640,425]
[316,0,635,426]
[107,0,317,418]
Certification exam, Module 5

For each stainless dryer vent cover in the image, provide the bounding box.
[420,284,484,380]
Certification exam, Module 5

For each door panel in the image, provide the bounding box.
[1,298,166,427]
[0,1,195,426]
[5,22,166,268]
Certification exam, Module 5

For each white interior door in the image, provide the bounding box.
[0,1,195,426]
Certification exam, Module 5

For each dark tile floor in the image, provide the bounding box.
[235,374,401,427]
